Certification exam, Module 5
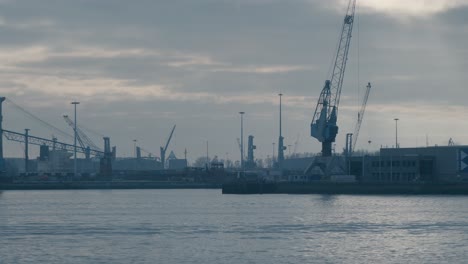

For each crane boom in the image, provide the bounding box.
[164,125,176,152]
[160,125,176,169]
[63,115,88,154]
[351,82,371,154]
[310,0,356,156]
[63,115,101,151]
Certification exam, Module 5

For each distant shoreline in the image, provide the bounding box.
[222,182,468,195]
[0,181,221,190]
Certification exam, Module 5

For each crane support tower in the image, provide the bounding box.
[310,0,357,157]
[351,82,371,154]
[246,135,256,169]
[100,137,112,178]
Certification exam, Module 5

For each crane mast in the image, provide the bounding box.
[310,0,356,157]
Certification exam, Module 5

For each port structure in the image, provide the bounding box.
[310,0,356,157]
[0,97,110,177]
[3,129,105,157]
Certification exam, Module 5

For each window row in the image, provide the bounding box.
[371,160,417,168]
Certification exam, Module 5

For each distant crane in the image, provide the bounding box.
[63,115,102,156]
[160,125,176,169]
[310,0,356,157]
[139,146,154,158]
[236,137,245,162]
[351,82,372,154]
[292,134,300,157]
[236,138,242,156]
[448,138,455,146]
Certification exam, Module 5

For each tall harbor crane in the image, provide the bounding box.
[310,0,356,157]
[160,125,176,169]
[351,82,371,154]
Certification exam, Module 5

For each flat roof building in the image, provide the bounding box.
[352,145,468,183]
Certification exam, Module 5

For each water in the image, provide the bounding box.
[1,190,468,264]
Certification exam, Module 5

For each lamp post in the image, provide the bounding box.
[394,118,399,148]
[239,112,245,171]
[71,101,80,179]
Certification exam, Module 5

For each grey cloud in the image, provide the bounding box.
[0,0,467,157]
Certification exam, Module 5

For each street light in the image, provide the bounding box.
[239,112,245,171]
[71,101,80,179]
[394,118,399,148]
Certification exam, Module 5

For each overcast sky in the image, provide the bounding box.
[1,0,467,162]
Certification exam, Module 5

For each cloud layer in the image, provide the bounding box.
[0,0,467,161]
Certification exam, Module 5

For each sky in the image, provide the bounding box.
[0,0,467,163]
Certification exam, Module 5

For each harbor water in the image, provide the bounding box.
[1,189,468,263]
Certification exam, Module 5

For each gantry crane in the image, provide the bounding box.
[3,129,104,156]
[310,0,356,157]
[351,82,371,154]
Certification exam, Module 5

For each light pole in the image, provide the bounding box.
[71,101,80,179]
[394,118,399,148]
[239,112,245,171]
